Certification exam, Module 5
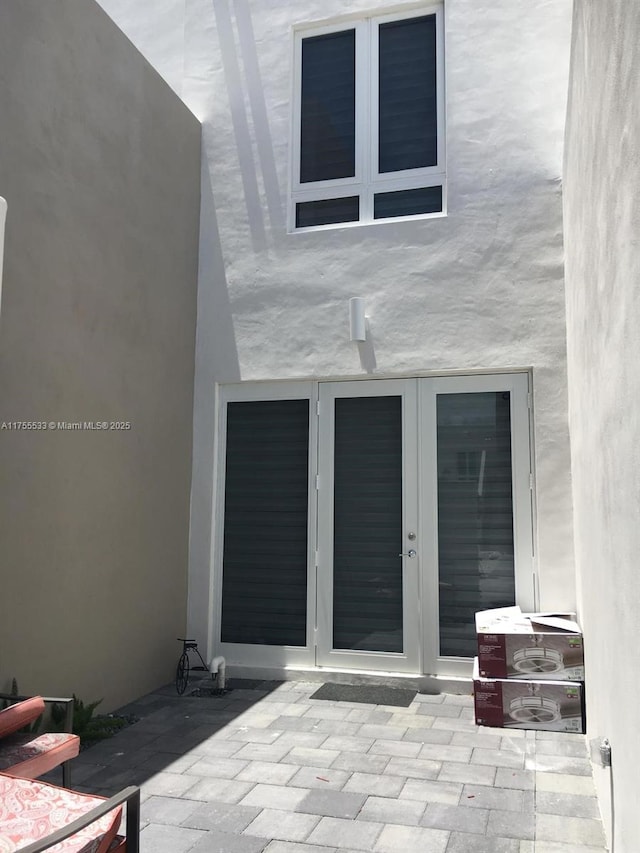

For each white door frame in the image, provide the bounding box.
[419,372,534,677]
[211,372,534,679]
[315,378,421,673]
[213,381,318,670]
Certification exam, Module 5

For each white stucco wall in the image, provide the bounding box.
[564,1,640,849]
[96,0,576,655]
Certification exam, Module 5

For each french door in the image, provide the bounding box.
[316,379,420,671]
[419,374,533,675]
[216,373,533,677]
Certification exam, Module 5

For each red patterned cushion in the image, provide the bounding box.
[0,773,122,853]
[0,697,45,738]
[0,731,80,779]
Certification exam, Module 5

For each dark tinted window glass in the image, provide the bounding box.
[296,196,359,228]
[301,30,356,183]
[379,15,437,173]
[221,400,309,646]
[333,396,404,653]
[374,185,442,219]
[437,393,515,657]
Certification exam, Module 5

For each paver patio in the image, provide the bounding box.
[44,680,608,853]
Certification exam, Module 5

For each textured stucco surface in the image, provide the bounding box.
[564,1,640,848]
[0,1,201,710]
[97,0,576,659]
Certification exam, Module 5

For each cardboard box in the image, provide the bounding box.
[473,659,585,733]
[476,606,584,681]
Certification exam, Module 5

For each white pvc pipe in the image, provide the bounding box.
[209,655,226,690]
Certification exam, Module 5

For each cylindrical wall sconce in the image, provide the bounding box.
[349,297,366,342]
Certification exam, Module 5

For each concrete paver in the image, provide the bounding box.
[421,801,489,834]
[330,751,389,774]
[264,843,337,853]
[374,823,449,853]
[188,829,269,852]
[140,794,204,825]
[343,771,406,797]
[486,808,535,840]
[52,680,608,852]
[536,813,607,847]
[357,794,425,825]
[494,767,536,790]
[240,783,312,811]
[297,788,367,819]
[243,808,321,843]
[181,801,262,832]
[400,778,463,806]
[287,765,350,791]
[402,726,452,744]
[534,791,600,819]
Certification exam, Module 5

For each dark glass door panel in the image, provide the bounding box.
[333,396,403,652]
[221,400,309,646]
[437,392,515,657]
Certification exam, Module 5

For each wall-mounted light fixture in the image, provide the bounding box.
[349,297,367,342]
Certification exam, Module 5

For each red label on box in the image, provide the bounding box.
[477,633,507,678]
[473,680,504,727]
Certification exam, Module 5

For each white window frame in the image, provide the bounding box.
[289,4,446,232]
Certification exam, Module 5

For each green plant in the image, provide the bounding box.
[73,696,102,736]
[52,695,99,737]
[52,695,128,744]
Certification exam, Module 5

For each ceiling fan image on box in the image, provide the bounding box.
[508,688,562,724]
[512,644,564,675]
[502,681,584,731]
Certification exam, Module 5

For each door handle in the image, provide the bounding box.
[399,549,417,558]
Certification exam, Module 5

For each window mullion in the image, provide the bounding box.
[355,21,370,222]
[435,4,446,173]
[291,31,303,191]
[370,17,380,189]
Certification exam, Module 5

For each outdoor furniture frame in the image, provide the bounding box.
[0,772,140,853]
[0,693,79,786]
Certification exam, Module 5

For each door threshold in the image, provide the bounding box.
[226,663,472,696]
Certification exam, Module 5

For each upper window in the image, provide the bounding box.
[290,6,445,231]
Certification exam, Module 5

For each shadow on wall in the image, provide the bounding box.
[187,131,241,643]
[199,136,241,382]
[357,321,377,374]
[212,0,285,252]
